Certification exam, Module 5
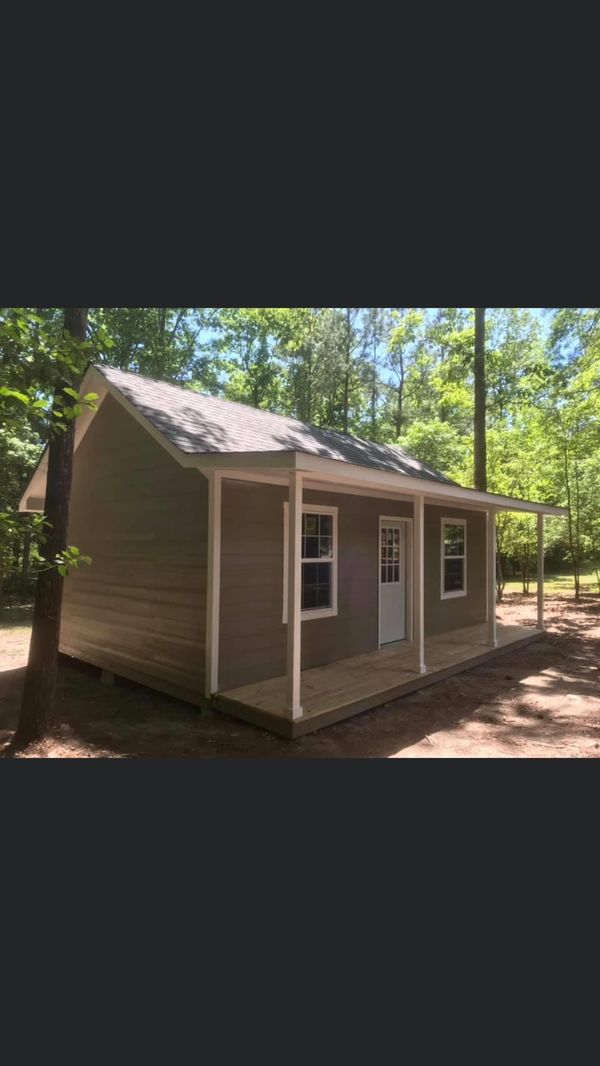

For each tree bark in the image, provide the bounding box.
[342,308,352,434]
[12,308,88,749]
[21,529,31,596]
[474,308,487,491]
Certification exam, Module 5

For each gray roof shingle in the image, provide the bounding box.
[97,364,457,485]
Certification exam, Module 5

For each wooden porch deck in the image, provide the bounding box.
[215,621,544,738]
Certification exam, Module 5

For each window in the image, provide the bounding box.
[283,504,338,621]
[441,518,467,599]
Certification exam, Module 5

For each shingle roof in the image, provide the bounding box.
[97,364,457,485]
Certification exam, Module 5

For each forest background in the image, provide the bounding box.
[1,307,599,602]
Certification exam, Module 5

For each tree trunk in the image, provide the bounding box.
[562,440,581,601]
[371,338,378,435]
[474,308,487,491]
[396,372,405,439]
[12,308,88,749]
[21,529,31,596]
[342,308,352,434]
[495,529,505,603]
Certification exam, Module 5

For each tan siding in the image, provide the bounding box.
[424,505,486,636]
[218,481,412,691]
[61,395,207,696]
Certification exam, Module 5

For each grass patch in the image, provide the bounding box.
[502,572,599,597]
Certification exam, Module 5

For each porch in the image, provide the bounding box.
[215,619,543,738]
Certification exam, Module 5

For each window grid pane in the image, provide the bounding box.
[302,513,335,563]
[444,557,465,593]
[302,561,332,611]
[443,523,465,558]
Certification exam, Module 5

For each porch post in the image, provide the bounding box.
[537,513,545,631]
[286,470,303,718]
[205,470,222,698]
[413,494,426,674]
[487,507,498,648]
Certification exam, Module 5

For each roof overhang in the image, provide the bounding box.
[193,453,568,516]
[19,364,568,519]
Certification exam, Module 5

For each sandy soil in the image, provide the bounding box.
[0,594,598,758]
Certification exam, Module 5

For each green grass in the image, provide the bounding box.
[502,571,599,597]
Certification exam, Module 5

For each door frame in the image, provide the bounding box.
[378,516,413,649]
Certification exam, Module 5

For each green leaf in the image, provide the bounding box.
[0,387,30,405]
[63,387,81,400]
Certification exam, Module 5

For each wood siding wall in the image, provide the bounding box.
[60,395,208,700]
[219,481,412,691]
[219,481,487,692]
[424,504,487,635]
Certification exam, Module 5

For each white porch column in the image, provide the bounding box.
[286,471,303,718]
[487,507,498,648]
[205,470,222,698]
[537,513,545,631]
[413,494,426,674]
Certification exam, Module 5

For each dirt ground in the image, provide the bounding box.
[0,595,599,758]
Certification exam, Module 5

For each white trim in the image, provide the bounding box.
[487,508,498,648]
[205,471,222,697]
[378,516,413,649]
[537,513,545,631]
[289,454,568,517]
[286,472,303,718]
[221,470,415,504]
[413,495,426,673]
[441,517,468,600]
[282,502,339,624]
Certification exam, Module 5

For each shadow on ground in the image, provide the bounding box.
[1,595,598,758]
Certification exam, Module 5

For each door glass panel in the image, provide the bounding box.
[382,527,403,580]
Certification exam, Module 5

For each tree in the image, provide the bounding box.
[384,308,424,438]
[474,308,487,491]
[12,309,89,749]
[359,308,390,439]
[91,307,219,388]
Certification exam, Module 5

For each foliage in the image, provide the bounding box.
[1,305,599,599]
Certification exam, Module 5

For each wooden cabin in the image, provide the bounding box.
[20,365,567,738]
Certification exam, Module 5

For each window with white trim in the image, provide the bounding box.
[441,518,467,599]
[283,504,338,622]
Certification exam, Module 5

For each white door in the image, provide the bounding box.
[379,522,407,645]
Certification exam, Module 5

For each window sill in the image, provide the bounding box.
[302,607,338,621]
[441,590,467,601]
[283,608,338,623]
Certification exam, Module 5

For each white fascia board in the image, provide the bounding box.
[19,366,108,511]
[288,453,569,517]
[18,365,194,511]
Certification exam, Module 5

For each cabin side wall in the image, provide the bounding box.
[60,395,208,701]
[424,504,487,636]
[218,481,412,691]
[218,480,487,692]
